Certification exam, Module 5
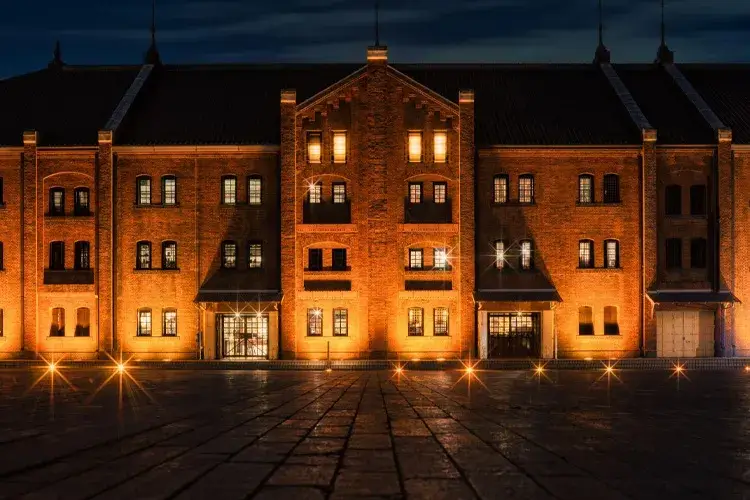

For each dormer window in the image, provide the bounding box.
[332,132,347,163]
[408,132,422,163]
[434,131,447,163]
[307,132,322,163]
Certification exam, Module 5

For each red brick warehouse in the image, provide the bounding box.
[0,36,748,361]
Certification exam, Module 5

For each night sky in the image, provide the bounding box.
[2,0,749,77]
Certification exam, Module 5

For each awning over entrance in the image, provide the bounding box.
[647,290,738,304]
[194,290,282,303]
[475,289,562,302]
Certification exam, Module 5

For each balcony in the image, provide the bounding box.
[404,198,452,224]
[44,269,94,285]
[304,280,352,291]
[303,200,351,224]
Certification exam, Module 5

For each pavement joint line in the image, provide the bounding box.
[12,375,350,499]
[380,373,409,500]
[403,375,636,500]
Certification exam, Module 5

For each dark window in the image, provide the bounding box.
[603,174,620,203]
[248,176,262,205]
[222,241,237,268]
[408,307,424,336]
[137,241,151,269]
[409,183,422,203]
[162,241,177,269]
[50,188,65,215]
[604,306,619,335]
[691,238,707,269]
[493,175,508,204]
[307,308,323,336]
[409,249,423,269]
[248,242,262,268]
[332,248,347,270]
[50,307,65,337]
[163,309,177,336]
[0,177,4,205]
[75,308,90,337]
[604,240,620,269]
[74,188,90,215]
[578,174,594,203]
[520,240,533,270]
[690,184,707,216]
[74,241,90,270]
[433,307,449,336]
[332,182,347,204]
[222,176,237,204]
[136,177,151,205]
[308,248,323,270]
[666,238,682,269]
[162,176,177,205]
[137,309,152,336]
[519,174,534,204]
[333,308,348,336]
[0,308,3,336]
[665,185,681,216]
[49,241,65,270]
[578,306,594,335]
[578,240,594,268]
[308,182,322,204]
[433,182,447,204]
[0,242,3,270]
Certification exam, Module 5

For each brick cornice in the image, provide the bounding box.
[479,147,641,158]
[112,145,280,156]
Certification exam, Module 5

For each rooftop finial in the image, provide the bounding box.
[593,0,610,63]
[655,0,674,64]
[48,40,64,69]
[375,0,380,47]
[144,0,161,65]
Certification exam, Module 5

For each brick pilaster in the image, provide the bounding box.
[280,89,297,359]
[97,130,114,356]
[21,131,38,356]
[642,128,658,357]
[458,90,475,359]
[717,128,734,356]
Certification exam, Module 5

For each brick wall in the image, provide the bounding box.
[0,152,23,357]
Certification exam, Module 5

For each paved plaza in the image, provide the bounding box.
[0,367,749,499]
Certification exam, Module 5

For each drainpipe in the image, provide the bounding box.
[640,150,646,358]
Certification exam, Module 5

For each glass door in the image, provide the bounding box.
[221,314,269,359]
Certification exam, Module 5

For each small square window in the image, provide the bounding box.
[333,132,347,163]
[434,132,447,163]
[308,133,322,163]
[308,248,323,270]
[408,132,422,163]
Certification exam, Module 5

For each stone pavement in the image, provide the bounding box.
[0,368,750,499]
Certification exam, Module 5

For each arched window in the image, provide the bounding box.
[162,241,177,269]
[74,187,90,215]
[49,187,65,215]
[578,306,593,335]
[75,307,90,337]
[136,241,151,269]
[137,308,152,336]
[604,306,619,335]
[604,240,620,269]
[493,175,508,204]
[578,174,594,204]
[222,241,237,268]
[74,241,90,270]
[136,176,152,205]
[578,239,594,268]
[495,240,505,269]
[221,175,237,204]
[603,174,620,203]
[690,184,707,216]
[50,307,65,337]
[520,240,533,270]
[162,175,177,205]
[247,175,262,205]
[519,174,534,204]
[665,185,681,216]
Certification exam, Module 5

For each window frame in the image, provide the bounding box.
[433,307,449,336]
[494,240,505,270]
[308,248,323,271]
[433,247,449,270]
[163,308,177,336]
[162,241,177,269]
[433,182,447,204]
[49,241,65,270]
[578,239,594,269]
[433,131,448,163]
[603,174,620,204]
[50,307,65,337]
[665,185,682,216]
[409,248,424,270]
[333,308,348,336]
[73,187,90,215]
[74,241,90,270]
[332,248,347,271]
[332,182,347,204]
[221,241,237,269]
[519,174,535,204]
[408,307,424,336]
[520,240,533,270]
[247,241,263,269]
[408,182,422,204]
[136,176,152,205]
[493,174,509,204]
[247,176,262,205]
[162,175,177,206]
[50,187,65,215]
[221,175,237,205]
[407,131,423,163]
[604,306,619,335]
[665,238,682,269]
[137,308,152,337]
[307,308,323,336]
[75,307,90,337]
[136,241,152,270]
[307,131,322,164]
[332,131,348,163]
[578,306,594,336]
[0,308,3,337]
[578,174,594,204]
[604,240,620,269]
[308,182,322,204]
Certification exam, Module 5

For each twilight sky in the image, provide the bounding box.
[2,0,749,76]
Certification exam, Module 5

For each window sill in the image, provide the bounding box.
[491,201,536,207]
[577,334,621,338]
[133,268,181,272]
[132,335,181,340]
[304,335,351,339]
[405,267,453,272]
[305,267,352,272]
[576,267,622,271]
[135,203,180,209]
[576,202,622,207]
[45,213,94,218]
[45,336,94,340]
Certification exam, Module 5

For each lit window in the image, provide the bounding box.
[433,308,449,336]
[307,308,323,336]
[74,188,90,215]
[308,132,322,163]
[433,248,448,270]
[409,183,422,204]
[578,175,593,204]
[408,132,422,163]
[137,241,151,269]
[333,183,347,204]
[408,307,424,336]
[433,182,447,204]
[603,174,620,203]
[495,240,505,269]
[605,240,619,269]
[50,188,65,215]
[494,175,508,204]
[409,249,423,269]
[578,306,593,335]
[248,242,262,269]
[578,240,594,268]
[604,306,619,335]
[333,132,347,163]
[519,175,534,204]
[333,308,348,336]
[162,241,177,269]
[222,176,237,204]
[162,176,176,205]
[520,240,533,270]
[248,177,262,205]
[138,309,152,336]
[137,177,151,205]
[75,308,90,337]
[163,309,177,336]
[75,241,90,270]
[434,132,447,163]
[222,241,237,268]
[308,183,322,204]
[50,307,65,337]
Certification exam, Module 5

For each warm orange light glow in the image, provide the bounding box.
[325,368,332,373]
[434,131,447,163]
[674,364,684,374]
[584,357,593,361]
[436,357,445,362]
[745,366,749,372]
[411,358,420,362]
[307,133,321,163]
[312,308,322,318]
[116,363,126,374]
[408,132,422,162]
[395,366,403,374]
[333,132,347,163]
[465,366,474,375]
[48,362,57,373]
[535,365,544,374]
[604,364,615,375]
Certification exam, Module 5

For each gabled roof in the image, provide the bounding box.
[614,64,715,144]
[0,65,140,146]
[677,65,750,144]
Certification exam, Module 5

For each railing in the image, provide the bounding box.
[303,200,351,224]
[404,198,452,224]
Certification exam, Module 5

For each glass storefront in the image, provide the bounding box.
[487,312,541,358]
[220,313,269,359]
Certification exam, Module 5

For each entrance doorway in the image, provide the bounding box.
[220,313,269,359]
[487,312,541,358]
[656,310,714,357]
